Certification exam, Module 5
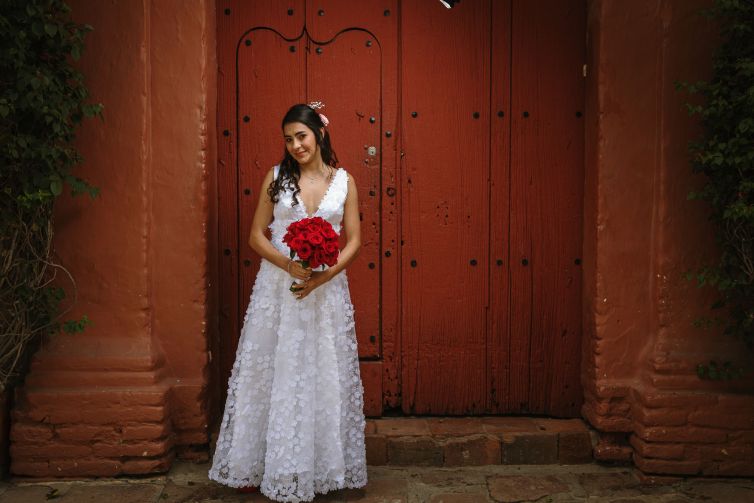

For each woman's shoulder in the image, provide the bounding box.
[258,165,276,184]
[333,167,356,201]
[335,166,354,184]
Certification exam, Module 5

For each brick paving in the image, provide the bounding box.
[2,417,753,502]
[1,460,754,502]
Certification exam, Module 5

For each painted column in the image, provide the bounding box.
[10,0,217,476]
[583,0,754,476]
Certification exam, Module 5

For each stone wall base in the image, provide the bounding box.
[583,382,754,476]
[12,381,173,476]
[9,337,207,477]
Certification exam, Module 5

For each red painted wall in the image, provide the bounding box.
[9,0,217,476]
[149,0,218,448]
[582,0,754,476]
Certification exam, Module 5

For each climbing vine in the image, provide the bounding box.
[0,0,101,390]
[677,0,754,379]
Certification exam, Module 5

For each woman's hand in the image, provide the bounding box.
[291,270,332,300]
[288,260,311,281]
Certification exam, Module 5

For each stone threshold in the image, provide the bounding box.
[365,416,595,467]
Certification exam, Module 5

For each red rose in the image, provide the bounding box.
[297,242,313,260]
[306,220,322,234]
[312,249,325,269]
[290,235,305,251]
[323,253,333,268]
[323,227,337,240]
[307,232,324,246]
[323,241,338,255]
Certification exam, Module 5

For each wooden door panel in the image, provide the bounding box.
[528,0,584,416]
[304,0,401,409]
[508,0,585,416]
[401,0,491,415]
[218,0,399,416]
[216,2,306,393]
[308,29,382,358]
[237,31,306,310]
[488,0,513,413]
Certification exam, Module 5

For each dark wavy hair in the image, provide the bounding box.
[267,104,339,205]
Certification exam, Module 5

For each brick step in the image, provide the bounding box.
[365,416,595,467]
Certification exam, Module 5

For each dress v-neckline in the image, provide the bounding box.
[297,168,340,218]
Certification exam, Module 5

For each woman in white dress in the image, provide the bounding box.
[209,103,368,502]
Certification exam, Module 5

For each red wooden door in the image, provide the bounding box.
[216,0,584,419]
[216,0,399,417]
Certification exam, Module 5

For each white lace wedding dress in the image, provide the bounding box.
[209,165,368,502]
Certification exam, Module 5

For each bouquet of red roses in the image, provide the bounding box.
[282,216,339,291]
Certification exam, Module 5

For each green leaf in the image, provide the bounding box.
[62,315,92,334]
[50,181,62,196]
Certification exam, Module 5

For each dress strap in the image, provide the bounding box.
[340,168,349,197]
[273,164,280,180]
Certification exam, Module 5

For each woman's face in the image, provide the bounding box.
[283,122,319,165]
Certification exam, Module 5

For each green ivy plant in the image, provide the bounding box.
[0,0,102,391]
[676,0,754,380]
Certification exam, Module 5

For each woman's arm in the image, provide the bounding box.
[248,168,310,280]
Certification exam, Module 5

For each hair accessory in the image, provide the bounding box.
[308,101,330,127]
